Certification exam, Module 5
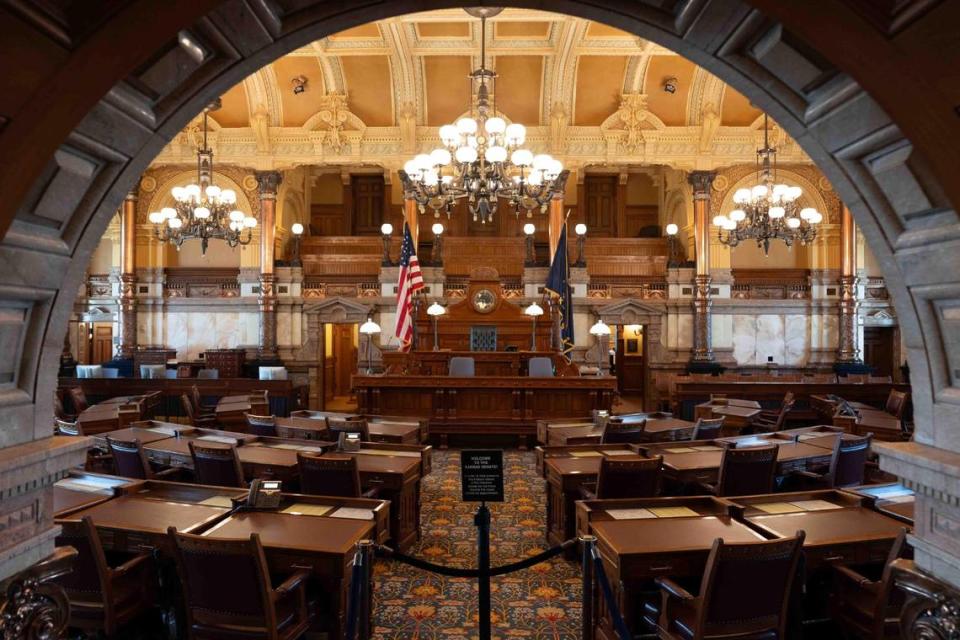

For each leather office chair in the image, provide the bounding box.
[168,528,313,640]
[449,356,475,377]
[191,385,218,415]
[140,364,165,379]
[164,368,179,379]
[245,413,278,438]
[656,532,805,640]
[751,392,795,432]
[297,453,380,498]
[102,367,120,379]
[77,364,104,379]
[793,433,873,489]
[580,456,662,500]
[528,357,554,377]
[106,436,180,480]
[68,386,89,414]
[884,390,909,420]
[53,516,157,638]
[691,418,724,441]
[188,442,246,488]
[258,366,288,381]
[182,394,218,428]
[328,417,370,442]
[700,444,778,497]
[602,418,647,444]
[831,528,909,639]
[197,368,219,379]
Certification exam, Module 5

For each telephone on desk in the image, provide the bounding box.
[246,479,283,509]
[338,432,362,452]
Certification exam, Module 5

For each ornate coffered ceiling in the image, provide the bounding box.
[150,8,812,172]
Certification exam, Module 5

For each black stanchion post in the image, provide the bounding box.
[475,502,492,640]
[359,539,374,640]
[580,535,596,640]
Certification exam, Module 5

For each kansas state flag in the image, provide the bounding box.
[545,225,574,358]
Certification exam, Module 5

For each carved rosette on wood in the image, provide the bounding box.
[894,559,960,640]
[689,171,716,363]
[836,275,861,363]
[0,547,76,640]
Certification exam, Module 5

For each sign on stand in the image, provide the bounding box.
[461,450,504,502]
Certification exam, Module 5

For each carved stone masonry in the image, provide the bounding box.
[689,171,716,363]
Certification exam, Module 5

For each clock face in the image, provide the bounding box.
[471,288,497,313]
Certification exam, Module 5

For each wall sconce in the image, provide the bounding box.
[290,222,304,267]
[380,223,394,267]
[665,222,680,268]
[574,223,587,267]
[524,302,544,351]
[523,223,537,267]
[431,222,444,267]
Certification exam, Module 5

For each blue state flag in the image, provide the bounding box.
[545,225,575,358]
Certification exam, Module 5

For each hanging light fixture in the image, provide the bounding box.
[400,7,565,225]
[714,114,822,255]
[148,100,258,255]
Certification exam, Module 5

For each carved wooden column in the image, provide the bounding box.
[837,205,862,363]
[403,197,418,248]
[117,187,138,359]
[689,171,716,365]
[257,171,282,361]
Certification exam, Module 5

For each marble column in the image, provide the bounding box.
[689,171,716,363]
[117,187,138,359]
[403,197,418,248]
[837,206,862,363]
[257,171,282,361]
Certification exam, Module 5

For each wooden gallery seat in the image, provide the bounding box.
[751,392,795,433]
[246,413,278,437]
[793,433,873,489]
[106,436,180,480]
[700,445,778,497]
[830,529,909,639]
[579,456,662,500]
[181,394,217,428]
[53,516,157,637]
[656,532,806,640]
[691,418,724,440]
[188,442,247,488]
[168,529,314,640]
[885,390,909,420]
[297,453,380,499]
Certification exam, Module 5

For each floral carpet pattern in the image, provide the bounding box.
[372,449,582,640]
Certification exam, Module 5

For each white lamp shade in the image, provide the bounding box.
[751,185,768,198]
[380,223,393,235]
[532,154,553,171]
[430,148,452,166]
[523,223,536,235]
[800,207,816,220]
[545,159,563,179]
[148,211,163,224]
[768,206,785,219]
[722,219,737,230]
[171,186,186,201]
[422,170,439,186]
[244,217,257,228]
[455,146,478,163]
[511,149,533,167]
[809,211,823,224]
[504,123,526,144]
[229,210,245,222]
[484,146,507,163]
[431,223,444,235]
[787,186,802,201]
[786,217,801,229]
[193,206,210,219]
[439,124,459,145]
[205,185,221,199]
[729,209,747,222]
[185,184,201,199]
[414,154,433,170]
[221,189,237,204]
[168,217,183,229]
[359,319,381,334]
[665,223,679,236]
[162,207,177,219]
[589,320,611,336]
[456,117,478,135]
[403,160,421,176]
[575,223,587,236]
[427,302,446,316]
[484,117,506,135]
[526,170,543,186]
[291,223,304,235]
[525,303,544,317]
[713,215,728,227]
[733,188,752,204]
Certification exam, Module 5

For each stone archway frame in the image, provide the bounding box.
[0,0,957,586]
[595,298,666,409]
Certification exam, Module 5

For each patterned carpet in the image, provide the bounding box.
[372,449,582,640]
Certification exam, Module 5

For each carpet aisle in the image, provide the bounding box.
[372,449,583,640]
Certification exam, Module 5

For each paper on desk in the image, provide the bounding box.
[789,499,841,511]
[569,451,603,457]
[281,503,333,517]
[196,496,236,508]
[649,506,699,518]
[883,495,915,504]
[690,445,723,452]
[145,426,180,436]
[862,484,912,499]
[606,508,656,520]
[330,507,375,520]
[755,502,801,514]
[663,447,697,454]
[270,443,326,452]
[56,477,123,493]
[196,435,239,445]
[601,450,634,456]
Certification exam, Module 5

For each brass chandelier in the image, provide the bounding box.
[399,8,564,225]
[714,114,822,255]
[148,102,257,255]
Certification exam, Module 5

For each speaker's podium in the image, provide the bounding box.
[354,268,616,447]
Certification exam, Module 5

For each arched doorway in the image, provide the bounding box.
[0,0,958,586]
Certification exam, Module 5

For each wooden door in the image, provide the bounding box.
[332,324,357,396]
[863,326,896,378]
[584,175,617,236]
[618,326,645,394]
[351,175,385,235]
[91,323,113,363]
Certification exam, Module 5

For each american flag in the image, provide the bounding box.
[394,222,424,351]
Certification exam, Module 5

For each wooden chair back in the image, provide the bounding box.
[885,390,909,419]
[692,533,805,639]
[692,418,724,440]
[181,393,209,427]
[602,418,646,444]
[870,529,909,637]
[105,436,152,480]
[190,385,207,415]
[297,453,362,497]
[56,418,82,436]
[829,433,873,487]
[327,417,370,442]
[68,386,89,413]
[168,529,279,639]
[54,516,109,605]
[596,456,662,499]
[245,413,277,438]
[716,444,778,496]
[768,393,796,431]
[188,442,246,488]
[54,392,70,420]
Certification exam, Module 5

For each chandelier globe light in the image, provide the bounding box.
[714,114,821,255]
[148,100,257,255]
[400,7,565,225]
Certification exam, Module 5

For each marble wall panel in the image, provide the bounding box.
[784,315,810,365]
[277,312,291,346]
[732,315,758,364]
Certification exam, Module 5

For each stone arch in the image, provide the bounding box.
[0,0,957,582]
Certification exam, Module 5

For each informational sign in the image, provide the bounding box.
[461,450,504,502]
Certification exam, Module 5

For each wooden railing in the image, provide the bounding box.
[164,268,240,298]
[731,268,810,299]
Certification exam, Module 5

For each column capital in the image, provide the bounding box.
[124,181,139,201]
[687,171,716,198]
[255,171,283,198]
